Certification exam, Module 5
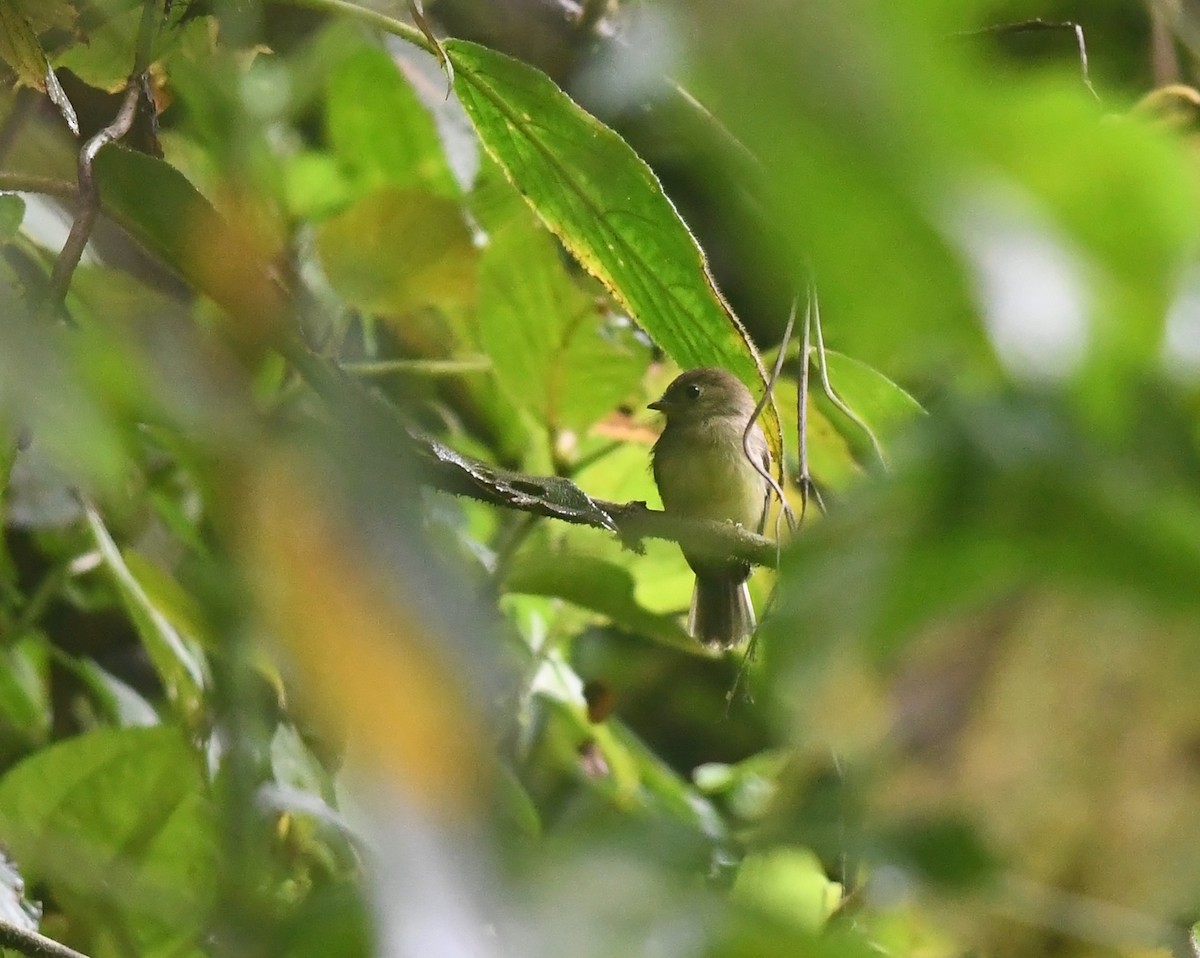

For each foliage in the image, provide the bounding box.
[1,1,1200,957]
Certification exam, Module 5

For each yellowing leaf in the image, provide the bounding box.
[316,186,476,316]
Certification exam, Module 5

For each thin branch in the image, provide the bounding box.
[278,336,782,571]
[407,0,454,93]
[48,0,163,303]
[279,0,431,53]
[0,173,78,202]
[339,356,492,377]
[811,289,887,470]
[412,429,779,569]
[47,82,141,302]
[959,19,1100,101]
[796,283,825,519]
[743,298,797,534]
[0,917,92,958]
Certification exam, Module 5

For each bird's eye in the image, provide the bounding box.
[684,384,701,399]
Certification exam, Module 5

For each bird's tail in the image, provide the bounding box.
[689,573,756,648]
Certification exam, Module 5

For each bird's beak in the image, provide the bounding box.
[647,398,668,412]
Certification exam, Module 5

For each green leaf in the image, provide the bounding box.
[0,0,78,134]
[84,503,207,716]
[60,656,160,728]
[732,846,842,932]
[815,349,925,468]
[316,186,476,315]
[0,635,51,751]
[0,726,217,958]
[445,39,781,456]
[478,220,648,433]
[505,548,696,652]
[326,45,459,199]
[92,145,285,330]
[270,723,336,806]
[0,193,26,241]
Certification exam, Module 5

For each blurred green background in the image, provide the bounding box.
[3,1,1200,957]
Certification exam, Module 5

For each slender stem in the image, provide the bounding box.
[48,83,141,302]
[743,299,797,533]
[0,917,92,958]
[340,357,493,376]
[277,0,431,52]
[811,289,887,470]
[0,173,77,201]
[49,0,164,303]
[796,284,823,520]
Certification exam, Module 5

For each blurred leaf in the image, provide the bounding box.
[56,0,207,92]
[62,656,160,728]
[0,726,217,958]
[478,219,649,434]
[270,722,335,805]
[877,816,995,889]
[93,146,286,336]
[316,185,476,316]
[0,634,50,751]
[732,846,842,932]
[0,193,25,240]
[446,39,782,457]
[496,762,541,839]
[84,503,207,717]
[769,396,1200,662]
[0,272,128,493]
[282,149,352,220]
[325,44,459,200]
[504,546,695,651]
[684,3,982,378]
[0,0,78,134]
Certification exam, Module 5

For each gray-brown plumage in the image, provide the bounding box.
[649,367,771,647]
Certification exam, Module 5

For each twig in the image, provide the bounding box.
[959,19,1100,101]
[0,917,92,958]
[0,173,78,202]
[796,283,825,518]
[1147,1,1181,86]
[339,356,493,376]
[47,83,141,302]
[415,428,780,569]
[48,0,163,303]
[278,0,430,53]
[743,298,797,533]
[810,289,887,470]
[407,0,454,93]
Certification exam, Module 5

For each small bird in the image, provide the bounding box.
[649,367,771,647]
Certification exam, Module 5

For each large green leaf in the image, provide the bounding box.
[445,39,782,456]
[0,726,217,958]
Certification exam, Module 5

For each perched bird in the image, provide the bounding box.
[649,367,771,647]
